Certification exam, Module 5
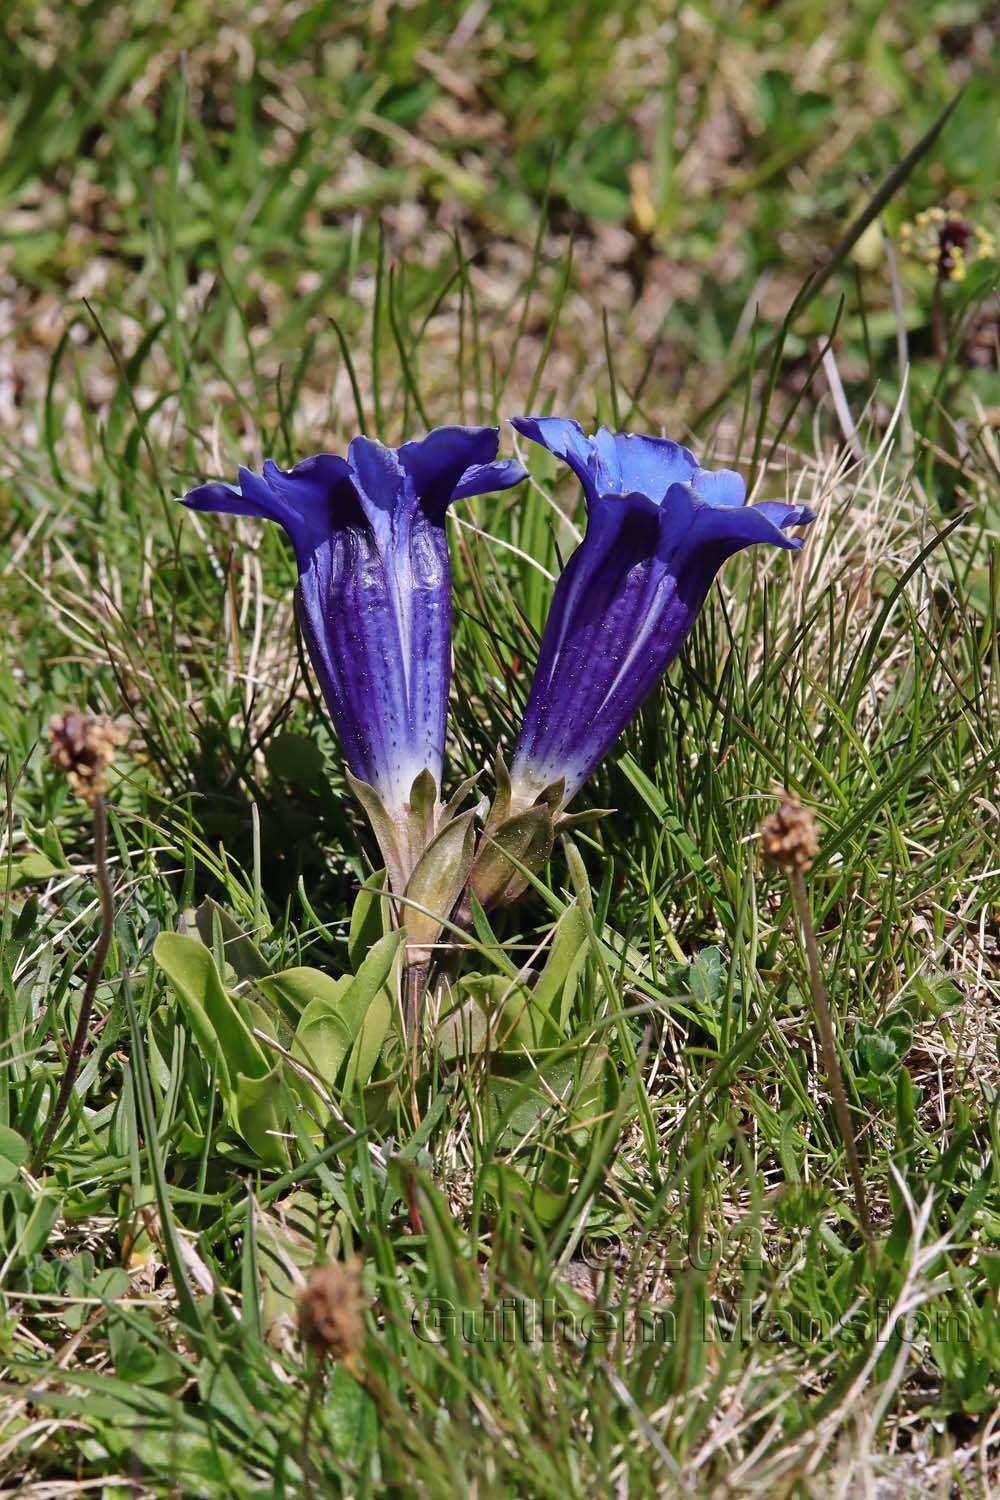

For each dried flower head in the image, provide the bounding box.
[297,1258,366,1369]
[49,711,128,807]
[899,205,996,284]
[760,794,819,873]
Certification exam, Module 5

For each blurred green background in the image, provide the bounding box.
[2,0,998,457]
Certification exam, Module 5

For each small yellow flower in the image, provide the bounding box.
[976,226,996,259]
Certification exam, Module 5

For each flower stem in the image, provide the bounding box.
[403,960,428,1128]
[403,960,428,1040]
[787,867,873,1246]
[300,1365,322,1500]
[30,794,114,1175]
[930,277,947,363]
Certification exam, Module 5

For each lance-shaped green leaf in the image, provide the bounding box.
[235,1065,290,1167]
[265,930,407,1128]
[261,969,352,1033]
[193,897,271,982]
[402,808,476,959]
[289,984,355,1092]
[437,903,590,1055]
[153,932,270,1092]
[265,931,403,1096]
[434,989,492,1060]
[484,1045,616,1145]
[348,867,392,970]
[154,932,289,1165]
[342,983,394,1094]
[529,904,590,1039]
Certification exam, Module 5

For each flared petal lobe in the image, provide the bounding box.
[182,427,526,812]
[508,421,814,806]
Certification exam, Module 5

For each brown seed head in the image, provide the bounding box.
[760,795,819,873]
[49,710,128,807]
[297,1258,366,1368]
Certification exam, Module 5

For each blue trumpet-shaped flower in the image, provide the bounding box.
[184,426,525,944]
[183,426,524,815]
[508,417,815,809]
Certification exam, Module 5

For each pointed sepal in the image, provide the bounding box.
[346,769,407,896]
[403,808,477,961]
[483,750,512,836]
[555,805,614,832]
[407,767,438,851]
[443,771,480,822]
[468,803,556,910]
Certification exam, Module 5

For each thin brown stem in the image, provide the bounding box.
[300,1364,322,1500]
[31,794,114,1175]
[788,868,873,1248]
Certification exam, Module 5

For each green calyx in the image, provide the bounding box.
[347,768,478,964]
[466,753,560,910]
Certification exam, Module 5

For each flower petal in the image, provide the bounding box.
[344,436,409,547]
[509,416,602,497]
[183,479,256,518]
[689,467,747,507]
[452,457,528,502]
[592,427,699,499]
[675,490,814,569]
[182,455,357,568]
[743,499,815,534]
[396,425,509,519]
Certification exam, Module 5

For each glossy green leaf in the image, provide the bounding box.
[342,986,394,1094]
[348,867,392,971]
[258,967,351,1028]
[279,931,402,1095]
[292,984,355,1087]
[193,898,272,983]
[153,932,270,1089]
[484,1046,613,1142]
[530,905,589,1038]
[235,1066,291,1167]
[340,930,404,1040]
[0,1124,28,1182]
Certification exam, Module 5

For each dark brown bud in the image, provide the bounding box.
[297,1258,366,1369]
[49,711,128,807]
[760,794,819,873]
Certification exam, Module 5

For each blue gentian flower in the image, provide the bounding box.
[507,417,815,809]
[183,427,524,815]
[183,428,525,938]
